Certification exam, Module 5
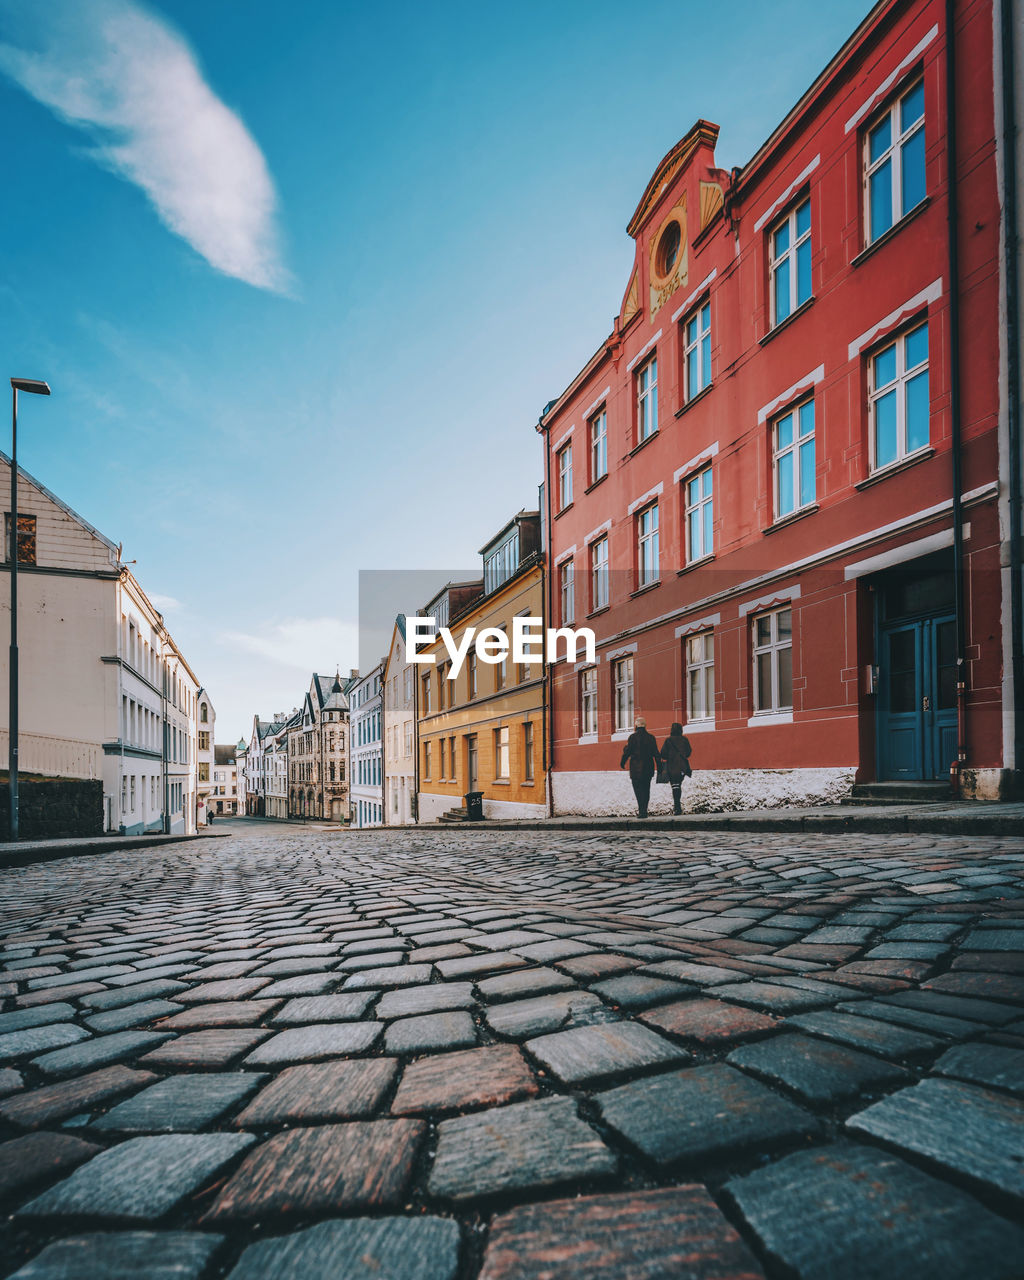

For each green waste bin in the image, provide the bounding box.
[464,791,484,821]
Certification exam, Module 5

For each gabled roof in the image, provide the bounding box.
[0,449,119,559]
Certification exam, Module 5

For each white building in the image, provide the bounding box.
[0,453,202,835]
[196,690,215,825]
[349,661,384,828]
[211,743,238,816]
[383,616,416,825]
[234,740,247,817]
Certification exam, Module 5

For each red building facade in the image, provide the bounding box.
[539,0,1018,814]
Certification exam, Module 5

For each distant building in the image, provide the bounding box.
[211,743,238,815]
[349,662,384,827]
[383,616,416,825]
[287,673,351,821]
[196,690,215,824]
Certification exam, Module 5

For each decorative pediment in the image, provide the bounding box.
[620,269,640,328]
[627,120,720,238]
[700,181,724,231]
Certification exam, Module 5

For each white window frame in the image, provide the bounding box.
[557,444,573,509]
[752,607,793,714]
[684,466,713,563]
[637,355,658,442]
[682,300,711,400]
[864,77,926,245]
[613,656,634,732]
[591,536,609,611]
[869,320,929,471]
[590,408,608,482]
[494,726,510,779]
[637,502,659,587]
[772,398,816,519]
[523,722,534,782]
[685,631,715,724]
[559,559,575,625]
[769,196,811,326]
[579,666,597,736]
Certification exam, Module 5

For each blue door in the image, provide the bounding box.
[878,613,957,780]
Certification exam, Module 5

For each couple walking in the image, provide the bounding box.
[620,718,692,818]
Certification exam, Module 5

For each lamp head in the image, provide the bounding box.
[10,379,50,396]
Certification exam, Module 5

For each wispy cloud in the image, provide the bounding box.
[147,592,182,614]
[0,0,291,292]
[220,618,358,673]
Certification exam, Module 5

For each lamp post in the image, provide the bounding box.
[9,378,51,842]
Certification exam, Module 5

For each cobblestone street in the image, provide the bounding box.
[1,820,1023,1279]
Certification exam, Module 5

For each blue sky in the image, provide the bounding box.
[0,0,869,741]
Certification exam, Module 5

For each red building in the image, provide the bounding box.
[538,0,1021,814]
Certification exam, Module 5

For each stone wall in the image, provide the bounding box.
[0,777,104,840]
[552,768,856,816]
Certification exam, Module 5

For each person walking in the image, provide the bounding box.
[660,722,693,815]
[620,717,661,818]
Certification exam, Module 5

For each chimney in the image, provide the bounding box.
[350,668,359,679]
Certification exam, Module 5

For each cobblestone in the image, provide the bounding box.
[0,821,1021,1278]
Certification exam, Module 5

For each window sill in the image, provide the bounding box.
[587,606,610,620]
[674,383,714,419]
[855,446,934,490]
[554,502,574,520]
[758,296,816,347]
[492,779,510,787]
[578,733,599,745]
[684,719,716,734]
[630,580,661,599]
[584,474,609,495]
[763,503,819,535]
[747,711,794,727]
[611,729,630,741]
[852,197,931,268]
[678,554,714,577]
[629,430,659,458]
[521,780,536,787]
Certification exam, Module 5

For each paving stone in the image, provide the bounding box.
[259,974,338,996]
[787,1010,944,1058]
[175,978,272,1003]
[429,1096,616,1201]
[33,1030,172,1077]
[409,943,471,963]
[0,1066,23,1096]
[243,1021,382,1065]
[93,1072,266,1132]
[436,953,528,980]
[479,1185,764,1280]
[847,1078,1024,1201]
[932,1042,1024,1095]
[105,965,195,986]
[79,980,189,1011]
[155,999,282,1029]
[234,1058,398,1126]
[392,1044,539,1115]
[83,1000,182,1033]
[269,992,374,1023]
[384,1010,477,1054]
[716,981,838,1015]
[923,971,1024,1004]
[342,963,433,989]
[376,982,475,1019]
[865,942,951,960]
[554,953,643,980]
[0,1065,158,1129]
[338,951,410,972]
[525,1021,687,1085]
[833,999,983,1040]
[19,1132,255,1220]
[0,1132,102,1203]
[962,929,1024,952]
[726,1142,1024,1280]
[802,926,875,944]
[8,1232,224,1280]
[205,1119,425,1220]
[477,967,576,1001]
[640,998,779,1046]
[0,1023,92,1063]
[138,1028,270,1070]
[511,939,596,962]
[0,1003,77,1034]
[27,965,134,989]
[639,960,748,986]
[727,1032,911,1104]
[886,922,961,941]
[225,1217,460,1280]
[878,990,1020,1026]
[597,1065,820,1166]
[485,990,616,1039]
[475,929,554,950]
[590,973,692,1010]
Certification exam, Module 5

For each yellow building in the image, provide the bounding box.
[416,512,545,822]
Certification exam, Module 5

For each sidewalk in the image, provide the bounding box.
[0,828,230,870]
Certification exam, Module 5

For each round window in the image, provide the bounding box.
[656,220,681,277]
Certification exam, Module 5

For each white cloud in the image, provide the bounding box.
[146,592,182,613]
[0,0,290,292]
[220,617,358,674]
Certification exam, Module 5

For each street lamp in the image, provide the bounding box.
[9,378,50,842]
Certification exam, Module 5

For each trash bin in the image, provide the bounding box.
[464,791,484,821]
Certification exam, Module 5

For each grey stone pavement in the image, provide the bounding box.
[0,821,1023,1279]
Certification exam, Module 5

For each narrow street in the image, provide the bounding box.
[1,822,1023,1279]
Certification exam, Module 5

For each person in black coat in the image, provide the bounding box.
[619,717,661,818]
[660,722,693,815]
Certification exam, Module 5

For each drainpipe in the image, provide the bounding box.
[946,0,968,798]
[539,417,555,816]
[999,0,1023,786]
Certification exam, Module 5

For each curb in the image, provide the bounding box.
[0,829,232,870]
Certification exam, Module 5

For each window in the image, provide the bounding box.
[421,672,432,716]
[580,667,597,736]
[613,657,634,731]
[437,661,449,711]
[496,628,508,690]
[753,607,793,713]
[865,78,925,244]
[439,738,447,779]
[590,408,607,482]
[637,355,658,442]
[130,776,136,811]
[591,536,609,611]
[773,399,816,518]
[557,444,573,509]
[559,559,575,626]
[683,302,711,400]
[198,762,210,782]
[200,704,208,723]
[404,722,413,755]
[4,513,36,565]
[685,467,713,562]
[686,632,715,722]
[870,321,929,470]
[484,530,520,593]
[770,197,811,325]
[198,731,210,751]
[524,722,534,781]
[637,504,659,587]
[404,667,414,702]
[494,726,510,779]
[467,651,478,698]
[449,736,456,780]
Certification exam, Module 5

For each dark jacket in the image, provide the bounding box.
[660,727,692,782]
[620,728,661,780]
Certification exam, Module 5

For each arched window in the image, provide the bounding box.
[200,705,208,723]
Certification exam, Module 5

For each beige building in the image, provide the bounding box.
[211,743,238,815]
[383,616,416,825]
[196,690,215,824]
[287,674,350,821]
